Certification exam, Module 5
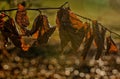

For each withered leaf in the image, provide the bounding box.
[30,14,43,36]
[82,27,94,59]
[92,20,104,60]
[2,16,21,48]
[56,8,86,51]
[15,3,30,35]
[31,15,56,45]
[106,36,118,54]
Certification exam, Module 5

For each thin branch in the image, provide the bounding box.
[0,7,61,12]
[60,2,68,8]
[75,13,92,21]
[0,2,69,12]
[99,23,120,38]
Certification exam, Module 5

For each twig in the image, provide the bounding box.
[75,13,92,21]
[98,23,120,38]
[0,2,69,12]
[60,2,68,8]
[0,7,61,12]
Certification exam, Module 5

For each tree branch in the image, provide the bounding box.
[98,23,120,38]
[0,7,61,12]
[0,2,69,12]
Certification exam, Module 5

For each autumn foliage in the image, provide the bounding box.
[0,3,119,60]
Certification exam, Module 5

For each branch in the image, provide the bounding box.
[60,2,68,8]
[98,23,120,38]
[0,2,69,12]
[0,7,61,12]
[75,13,92,21]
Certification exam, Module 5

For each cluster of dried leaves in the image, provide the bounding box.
[0,3,55,51]
[0,3,119,60]
[56,8,119,60]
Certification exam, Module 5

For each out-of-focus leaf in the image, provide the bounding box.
[56,8,87,51]
[100,27,106,49]
[70,27,85,50]
[37,27,56,45]
[36,15,56,45]
[82,27,94,59]
[2,16,21,48]
[30,14,43,36]
[106,36,118,54]
[92,20,104,60]
[56,8,71,50]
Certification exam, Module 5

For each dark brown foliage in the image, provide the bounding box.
[82,28,94,59]
[106,36,118,54]
[92,20,104,60]
[31,14,56,45]
[56,8,86,51]
[1,16,21,48]
[15,3,30,35]
[30,14,43,35]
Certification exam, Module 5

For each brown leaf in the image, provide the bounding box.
[36,15,56,45]
[56,8,87,51]
[92,20,104,60]
[0,13,6,27]
[100,27,106,49]
[82,27,94,59]
[106,36,118,54]
[30,14,43,36]
[69,11,84,30]
[37,27,56,45]
[15,3,30,35]
[2,16,21,48]
[56,8,71,50]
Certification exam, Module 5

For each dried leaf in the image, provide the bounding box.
[81,25,94,59]
[2,16,21,48]
[32,30,39,39]
[30,14,43,36]
[0,13,6,28]
[37,27,56,44]
[15,3,30,35]
[69,11,85,30]
[36,15,56,45]
[92,20,104,60]
[20,37,30,51]
[58,27,71,50]
[56,8,87,51]
[70,27,85,50]
[100,27,106,49]
[106,36,118,54]
[56,8,71,50]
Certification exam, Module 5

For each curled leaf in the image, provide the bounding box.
[15,3,30,35]
[30,14,43,36]
[82,27,94,59]
[56,8,87,51]
[2,16,21,48]
[92,20,104,60]
[106,36,118,54]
